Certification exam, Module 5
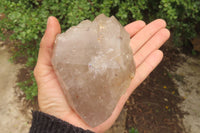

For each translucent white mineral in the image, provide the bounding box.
[52,14,135,127]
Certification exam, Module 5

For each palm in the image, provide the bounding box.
[34,17,169,133]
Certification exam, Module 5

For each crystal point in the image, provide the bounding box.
[52,14,135,127]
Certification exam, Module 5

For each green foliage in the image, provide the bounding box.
[0,0,200,99]
[156,0,200,46]
[17,73,37,100]
[129,127,139,133]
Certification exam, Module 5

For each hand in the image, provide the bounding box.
[34,16,170,132]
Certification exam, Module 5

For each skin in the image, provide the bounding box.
[34,16,170,133]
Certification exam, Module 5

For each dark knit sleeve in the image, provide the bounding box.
[29,111,94,133]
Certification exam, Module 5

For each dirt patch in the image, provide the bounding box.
[125,43,187,133]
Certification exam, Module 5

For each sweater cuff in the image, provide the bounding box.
[29,111,94,133]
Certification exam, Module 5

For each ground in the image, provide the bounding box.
[0,39,200,133]
[0,45,31,133]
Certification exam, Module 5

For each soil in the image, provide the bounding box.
[125,43,185,133]
[124,40,200,133]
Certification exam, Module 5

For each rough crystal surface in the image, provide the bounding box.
[52,14,135,127]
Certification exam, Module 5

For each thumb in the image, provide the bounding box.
[37,16,61,66]
[34,16,61,80]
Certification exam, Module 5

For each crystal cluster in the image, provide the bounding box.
[52,14,135,127]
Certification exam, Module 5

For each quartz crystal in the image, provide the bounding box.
[52,14,135,127]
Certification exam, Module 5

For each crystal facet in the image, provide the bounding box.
[52,14,135,127]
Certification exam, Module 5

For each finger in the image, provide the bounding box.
[134,28,170,67]
[124,20,146,37]
[130,19,166,54]
[37,16,61,66]
[40,16,61,48]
